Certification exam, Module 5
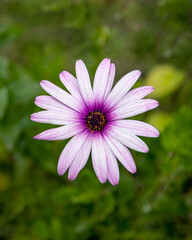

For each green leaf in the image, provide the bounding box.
[145,65,185,98]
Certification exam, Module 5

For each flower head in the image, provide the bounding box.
[31,59,159,185]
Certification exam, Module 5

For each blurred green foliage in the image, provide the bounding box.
[0,0,192,239]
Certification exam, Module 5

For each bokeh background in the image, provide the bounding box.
[0,0,192,239]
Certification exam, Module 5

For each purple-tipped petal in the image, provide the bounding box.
[109,120,159,137]
[103,63,116,101]
[103,137,119,185]
[33,123,83,141]
[59,71,84,103]
[115,86,155,109]
[40,80,85,113]
[31,110,83,125]
[68,134,92,180]
[91,133,107,183]
[35,96,67,111]
[93,58,110,107]
[57,130,89,175]
[75,60,94,109]
[106,125,149,153]
[103,70,141,111]
[103,134,136,174]
[110,99,159,120]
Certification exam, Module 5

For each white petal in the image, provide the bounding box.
[103,63,116,101]
[110,99,159,120]
[103,134,136,174]
[31,110,83,125]
[40,80,86,113]
[109,120,159,137]
[107,125,149,153]
[33,123,83,141]
[59,71,84,102]
[103,137,119,185]
[124,86,154,101]
[91,133,107,183]
[68,134,92,180]
[93,58,110,106]
[103,70,141,111]
[115,86,154,109]
[75,60,94,109]
[35,96,67,111]
[57,130,89,175]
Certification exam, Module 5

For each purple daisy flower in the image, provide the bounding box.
[31,58,159,185]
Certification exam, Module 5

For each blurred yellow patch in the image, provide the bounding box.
[147,111,173,132]
[145,65,185,98]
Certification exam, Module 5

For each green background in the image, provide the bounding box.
[0,0,192,239]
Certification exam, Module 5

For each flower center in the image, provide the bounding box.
[86,111,106,132]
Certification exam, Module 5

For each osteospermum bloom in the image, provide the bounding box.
[31,59,159,185]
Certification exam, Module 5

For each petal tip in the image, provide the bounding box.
[111,63,115,68]
[76,59,83,65]
[30,116,36,122]
[147,100,159,110]
[155,100,159,106]
[75,59,85,72]
[102,58,111,63]
[59,72,64,78]
[35,96,40,102]
[60,71,69,78]
[40,80,48,88]
[152,101,159,110]
[30,114,35,121]
[33,133,47,140]
[144,148,149,153]
[33,135,39,140]
[57,168,64,176]
[154,129,160,137]
[111,179,119,186]
[68,175,75,181]
[40,80,46,84]
[34,99,39,106]
[146,86,154,92]
[135,70,141,76]
[99,177,107,184]
[131,168,137,174]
